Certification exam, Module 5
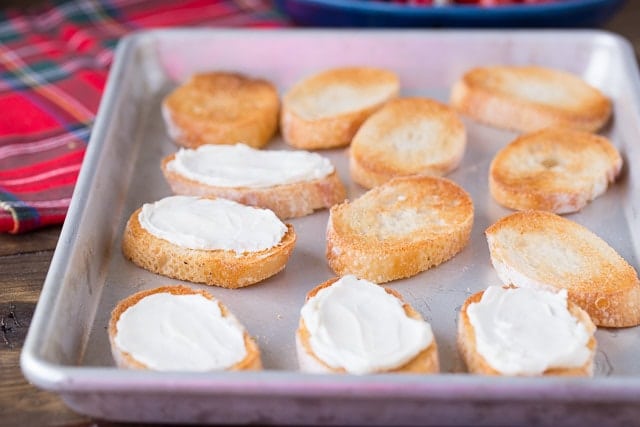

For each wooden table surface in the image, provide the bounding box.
[3,4,640,425]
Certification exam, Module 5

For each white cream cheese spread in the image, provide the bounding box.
[166,144,334,188]
[138,196,287,253]
[467,286,591,376]
[114,292,247,371]
[300,275,433,374]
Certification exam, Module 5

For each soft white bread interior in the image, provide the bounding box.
[281,67,400,150]
[489,127,622,214]
[162,72,279,149]
[485,210,640,327]
[122,205,296,289]
[296,277,439,374]
[457,287,596,376]
[350,97,466,189]
[326,175,474,283]
[450,65,611,133]
[161,149,346,220]
[109,285,262,371]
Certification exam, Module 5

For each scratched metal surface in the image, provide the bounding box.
[21,30,640,425]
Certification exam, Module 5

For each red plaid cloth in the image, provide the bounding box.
[0,0,287,233]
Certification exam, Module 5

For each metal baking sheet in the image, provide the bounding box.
[21,29,640,425]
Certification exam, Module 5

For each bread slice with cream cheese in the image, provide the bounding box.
[281,67,400,150]
[109,285,261,371]
[122,196,296,288]
[162,71,279,149]
[350,97,466,189]
[296,276,439,374]
[326,175,474,283]
[450,65,611,133]
[458,286,596,376]
[485,210,640,327]
[161,144,346,219]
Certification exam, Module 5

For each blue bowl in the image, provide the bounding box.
[275,0,625,27]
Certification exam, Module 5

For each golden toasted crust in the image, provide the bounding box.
[296,278,439,374]
[450,66,612,133]
[161,154,346,219]
[350,98,466,189]
[457,289,596,376]
[162,72,279,149]
[122,208,296,288]
[489,128,622,214]
[109,285,262,370]
[326,175,474,283]
[485,210,640,327]
[281,67,400,150]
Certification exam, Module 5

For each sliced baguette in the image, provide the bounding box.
[296,277,439,374]
[122,202,296,289]
[489,127,622,214]
[109,285,261,371]
[326,175,474,283]
[450,65,611,133]
[161,147,346,220]
[350,97,466,189]
[485,210,640,327]
[162,72,279,149]
[281,67,400,150]
[458,287,596,376]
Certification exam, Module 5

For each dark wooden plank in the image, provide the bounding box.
[0,251,58,303]
[0,226,61,257]
[606,6,640,60]
[0,232,88,426]
[0,342,86,427]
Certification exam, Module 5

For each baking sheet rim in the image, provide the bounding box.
[20,28,640,402]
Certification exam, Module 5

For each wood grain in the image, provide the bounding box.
[0,226,91,426]
[606,6,640,60]
[0,226,60,257]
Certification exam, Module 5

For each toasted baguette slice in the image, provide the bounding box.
[162,72,279,149]
[450,66,611,133]
[281,67,400,150]
[489,128,622,214]
[458,287,596,376]
[296,277,439,374]
[161,146,346,219]
[485,210,640,327]
[326,175,474,283]
[122,201,296,289]
[109,285,261,371]
[350,97,466,189]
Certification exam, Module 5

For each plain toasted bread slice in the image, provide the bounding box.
[161,147,346,220]
[350,97,466,189]
[281,67,400,150]
[109,285,262,371]
[489,127,622,213]
[326,175,474,283]
[296,277,439,374]
[122,205,296,289]
[485,211,640,327]
[162,72,279,149]
[458,288,596,376]
[450,66,611,133]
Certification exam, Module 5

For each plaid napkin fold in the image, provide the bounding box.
[0,0,287,234]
